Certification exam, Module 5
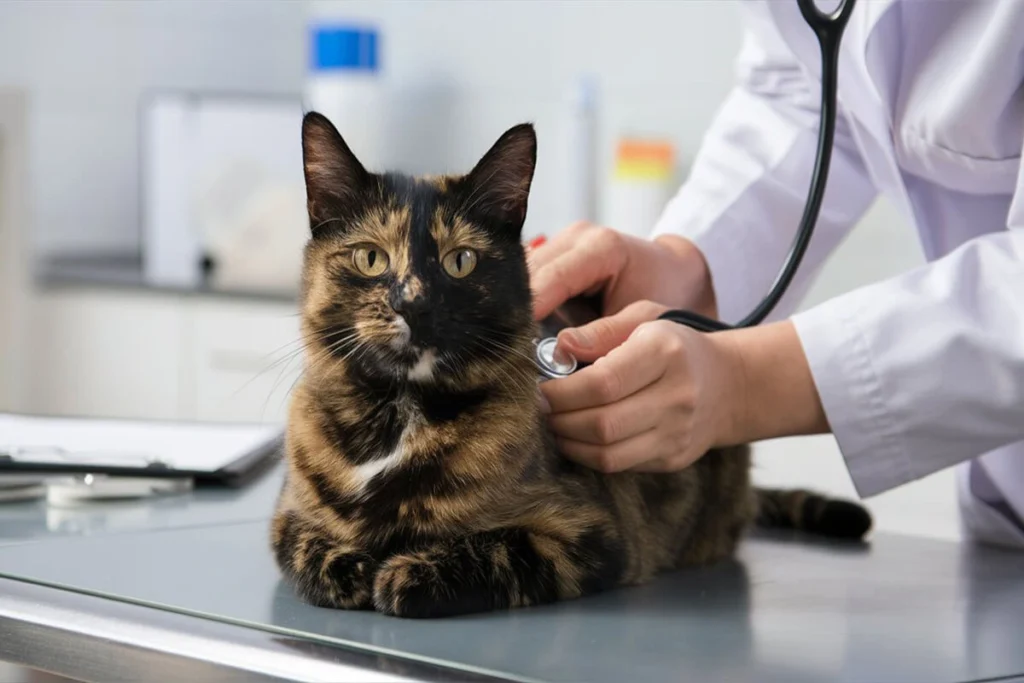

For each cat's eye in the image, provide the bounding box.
[442,249,478,279]
[352,246,389,277]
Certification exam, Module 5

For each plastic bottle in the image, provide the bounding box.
[304,23,383,169]
[603,137,675,238]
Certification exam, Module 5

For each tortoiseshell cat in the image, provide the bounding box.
[270,112,871,618]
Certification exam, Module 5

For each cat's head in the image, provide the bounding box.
[298,112,538,385]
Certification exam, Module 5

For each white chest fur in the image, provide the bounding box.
[349,408,421,496]
[407,349,437,381]
[351,441,409,494]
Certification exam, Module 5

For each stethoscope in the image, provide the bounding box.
[536,0,856,380]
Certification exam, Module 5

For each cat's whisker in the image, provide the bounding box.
[309,335,374,388]
[292,337,359,384]
[296,332,363,382]
[307,330,364,364]
[256,337,349,419]
[312,340,363,379]
[461,340,536,397]
[247,327,351,382]
[262,332,359,418]
[471,335,538,372]
[225,332,334,404]
[271,370,308,419]
[482,341,536,368]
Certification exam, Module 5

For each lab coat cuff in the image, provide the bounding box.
[791,300,915,498]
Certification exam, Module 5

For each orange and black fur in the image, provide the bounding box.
[270,112,872,619]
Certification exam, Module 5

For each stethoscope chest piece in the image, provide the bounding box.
[534,337,577,381]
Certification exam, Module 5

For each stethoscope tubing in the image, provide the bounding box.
[656,0,856,333]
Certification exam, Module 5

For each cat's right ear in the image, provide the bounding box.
[301,111,371,232]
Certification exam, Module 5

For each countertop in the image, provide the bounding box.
[34,252,299,304]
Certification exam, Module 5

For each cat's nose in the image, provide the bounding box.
[389,282,429,320]
[391,295,428,318]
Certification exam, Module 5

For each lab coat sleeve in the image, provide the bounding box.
[792,201,1024,498]
[649,12,879,324]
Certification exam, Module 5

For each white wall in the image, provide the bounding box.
[2,0,746,255]
[0,0,306,256]
[307,0,744,238]
[0,90,31,411]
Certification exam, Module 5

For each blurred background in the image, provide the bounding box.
[0,1,954,544]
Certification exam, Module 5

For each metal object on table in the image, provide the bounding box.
[0,475,47,503]
[45,474,194,506]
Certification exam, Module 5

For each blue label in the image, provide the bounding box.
[310,25,379,72]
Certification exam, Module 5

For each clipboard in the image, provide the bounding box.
[0,412,283,488]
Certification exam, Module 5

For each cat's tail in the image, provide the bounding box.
[754,487,872,540]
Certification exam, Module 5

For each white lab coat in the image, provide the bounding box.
[651,0,1024,548]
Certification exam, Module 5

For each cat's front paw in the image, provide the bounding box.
[299,551,378,610]
[373,552,444,618]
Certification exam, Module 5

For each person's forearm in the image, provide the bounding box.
[650,236,830,445]
[652,234,719,320]
[715,320,830,445]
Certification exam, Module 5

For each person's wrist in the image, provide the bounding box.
[652,234,718,319]
[710,321,829,446]
[703,330,751,448]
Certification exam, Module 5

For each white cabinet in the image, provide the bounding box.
[27,289,188,420]
[26,287,302,426]
[188,298,301,425]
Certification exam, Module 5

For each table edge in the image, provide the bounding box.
[0,577,510,683]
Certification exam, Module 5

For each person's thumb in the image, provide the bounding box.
[557,301,667,363]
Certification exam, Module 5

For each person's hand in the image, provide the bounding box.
[539,299,832,473]
[540,300,745,473]
[527,222,717,321]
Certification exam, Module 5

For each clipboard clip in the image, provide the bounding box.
[0,446,172,470]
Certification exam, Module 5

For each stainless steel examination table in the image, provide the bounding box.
[0,463,1022,683]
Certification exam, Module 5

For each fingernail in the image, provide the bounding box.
[528,235,547,250]
[561,329,591,350]
[538,390,552,414]
[552,343,575,368]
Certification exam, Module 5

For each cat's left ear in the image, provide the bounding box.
[460,123,537,232]
[301,111,372,232]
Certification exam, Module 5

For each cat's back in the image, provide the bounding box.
[566,442,756,580]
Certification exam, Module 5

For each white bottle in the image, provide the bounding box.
[565,75,598,224]
[304,23,384,170]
